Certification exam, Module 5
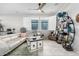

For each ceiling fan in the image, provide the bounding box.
[28,3,46,13]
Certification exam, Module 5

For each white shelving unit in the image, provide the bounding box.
[56,12,75,51]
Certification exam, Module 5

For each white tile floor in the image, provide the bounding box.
[41,40,79,56]
[6,40,79,56]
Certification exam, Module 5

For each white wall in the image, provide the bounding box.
[0,16,23,33]
[23,16,56,31]
[66,4,79,53]
[0,15,56,35]
[48,16,56,30]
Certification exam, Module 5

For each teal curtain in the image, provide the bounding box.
[31,20,38,30]
[41,20,48,30]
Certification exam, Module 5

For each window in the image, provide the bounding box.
[31,20,48,30]
[31,20,38,30]
[41,20,48,30]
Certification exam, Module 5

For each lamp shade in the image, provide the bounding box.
[20,27,26,33]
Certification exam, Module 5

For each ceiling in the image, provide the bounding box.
[0,3,70,17]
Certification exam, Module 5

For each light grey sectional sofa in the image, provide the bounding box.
[0,34,26,56]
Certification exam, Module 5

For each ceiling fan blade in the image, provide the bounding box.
[38,3,46,10]
[27,3,46,11]
[40,10,45,14]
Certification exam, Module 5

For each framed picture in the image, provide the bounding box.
[76,14,79,22]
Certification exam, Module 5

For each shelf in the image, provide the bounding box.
[56,12,75,50]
